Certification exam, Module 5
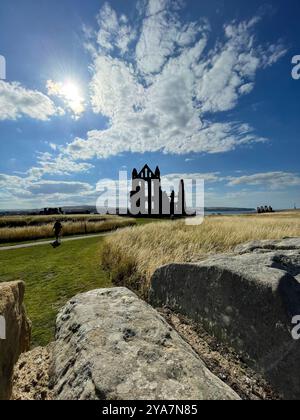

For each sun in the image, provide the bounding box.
[61,80,85,116]
[46,79,85,117]
[62,81,82,103]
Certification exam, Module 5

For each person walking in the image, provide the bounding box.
[53,220,63,245]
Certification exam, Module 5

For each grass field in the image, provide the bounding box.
[0,214,111,228]
[1,212,298,348]
[102,211,300,297]
[0,236,111,347]
[0,215,136,243]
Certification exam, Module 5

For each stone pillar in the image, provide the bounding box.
[170,190,175,216]
[148,179,152,216]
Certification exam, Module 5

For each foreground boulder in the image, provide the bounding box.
[50,288,239,400]
[0,281,31,400]
[234,237,300,255]
[150,238,300,400]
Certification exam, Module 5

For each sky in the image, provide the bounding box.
[0,0,299,210]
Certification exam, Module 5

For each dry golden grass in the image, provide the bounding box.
[0,217,136,243]
[0,214,114,228]
[102,211,300,297]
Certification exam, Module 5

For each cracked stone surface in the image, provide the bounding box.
[50,288,239,400]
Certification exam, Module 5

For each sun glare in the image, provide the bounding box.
[62,81,81,103]
[46,79,85,117]
[61,80,84,116]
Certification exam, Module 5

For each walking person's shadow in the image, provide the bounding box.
[51,240,61,249]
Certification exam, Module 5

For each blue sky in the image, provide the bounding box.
[0,0,299,209]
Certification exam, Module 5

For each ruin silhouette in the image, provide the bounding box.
[130,165,187,218]
[257,206,274,214]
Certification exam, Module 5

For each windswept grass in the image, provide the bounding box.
[0,214,110,228]
[0,217,136,244]
[102,211,300,297]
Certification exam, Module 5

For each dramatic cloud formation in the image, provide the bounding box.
[0,80,62,121]
[64,0,286,161]
[0,0,293,210]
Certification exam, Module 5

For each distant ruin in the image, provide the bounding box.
[39,208,64,216]
[38,207,91,216]
[130,165,188,218]
[257,206,274,214]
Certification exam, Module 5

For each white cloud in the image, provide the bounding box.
[161,170,300,208]
[90,55,143,119]
[0,173,26,190]
[1,169,299,210]
[27,180,93,196]
[239,83,254,95]
[136,0,209,76]
[162,172,221,184]
[0,172,96,209]
[137,0,185,74]
[0,80,62,121]
[195,19,268,113]
[27,152,94,180]
[260,42,287,68]
[159,171,300,190]
[227,172,300,189]
[49,143,58,151]
[64,1,285,160]
[96,2,136,55]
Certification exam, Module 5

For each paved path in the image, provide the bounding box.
[0,232,113,251]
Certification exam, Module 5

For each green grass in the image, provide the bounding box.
[0,231,110,247]
[0,236,111,347]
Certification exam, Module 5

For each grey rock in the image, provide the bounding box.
[234,237,300,254]
[0,281,31,400]
[50,288,239,400]
[150,238,300,400]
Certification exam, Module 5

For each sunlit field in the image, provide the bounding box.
[0,236,111,347]
[102,211,300,297]
[0,214,136,243]
[0,214,110,228]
